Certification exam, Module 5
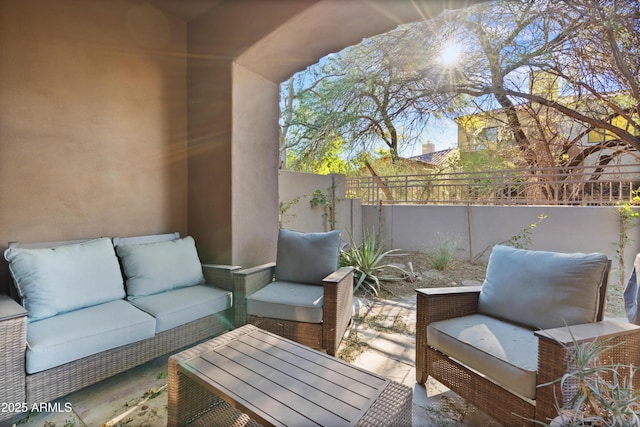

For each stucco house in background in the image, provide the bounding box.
[454,71,640,170]
[0,0,475,295]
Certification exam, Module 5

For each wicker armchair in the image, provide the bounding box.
[233,229,353,356]
[416,245,640,427]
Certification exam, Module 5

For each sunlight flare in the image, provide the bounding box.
[438,42,462,66]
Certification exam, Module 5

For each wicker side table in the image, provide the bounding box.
[0,294,28,423]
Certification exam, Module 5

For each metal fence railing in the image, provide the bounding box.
[346,164,640,206]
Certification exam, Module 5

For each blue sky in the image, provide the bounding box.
[401,117,459,157]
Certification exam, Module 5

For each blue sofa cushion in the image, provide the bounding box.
[26,300,155,374]
[116,236,205,299]
[4,238,125,322]
[129,285,232,333]
[478,245,609,330]
[275,229,340,286]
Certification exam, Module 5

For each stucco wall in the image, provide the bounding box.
[0,0,187,293]
[363,204,640,285]
[185,1,318,267]
[280,170,640,284]
[278,170,362,243]
[231,63,280,266]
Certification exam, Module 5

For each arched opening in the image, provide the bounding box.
[189,0,478,266]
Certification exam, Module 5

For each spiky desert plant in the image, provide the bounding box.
[339,228,408,296]
[538,333,640,427]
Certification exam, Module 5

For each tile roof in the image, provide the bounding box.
[409,148,454,166]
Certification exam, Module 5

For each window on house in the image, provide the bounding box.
[483,127,498,143]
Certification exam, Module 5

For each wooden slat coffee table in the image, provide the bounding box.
[168,324,412,426]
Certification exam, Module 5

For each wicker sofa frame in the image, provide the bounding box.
[233,262,354,356]
[0,236,239,423]
[416,284,640,427]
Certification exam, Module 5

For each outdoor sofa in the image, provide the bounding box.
[0,232,238,423]
[416,245,640,426]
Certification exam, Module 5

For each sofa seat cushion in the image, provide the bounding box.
[478,245,609,330]
[4,238,125,322]
[428,313,538,400]
[129,285,232,333]
[26,300,155,374]
[246,280,324,323]
[116,236,205,299]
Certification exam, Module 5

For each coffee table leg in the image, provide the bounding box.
[168,325,260,426]
[357,381,413,427]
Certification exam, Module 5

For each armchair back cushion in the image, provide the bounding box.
[274,229,341,286]
[4,238,125,322]
[116,236,205,299]
[478,245,609,330]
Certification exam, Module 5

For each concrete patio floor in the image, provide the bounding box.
[8,295,502,427]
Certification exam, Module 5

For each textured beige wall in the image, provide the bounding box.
[231,64,280,266]
[186,0,317,266]
[0,0,187,293]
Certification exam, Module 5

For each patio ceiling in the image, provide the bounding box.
[145,0,224,22]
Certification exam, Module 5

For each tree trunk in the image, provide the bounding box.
[364,160,393,202]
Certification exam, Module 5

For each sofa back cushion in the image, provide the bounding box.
[478,245,609,330]
[116,235,205,299]
[275,229,341,286]
[4,237,125,322]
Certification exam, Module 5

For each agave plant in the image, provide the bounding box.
[339,228,408,296]
[539,333,640,427]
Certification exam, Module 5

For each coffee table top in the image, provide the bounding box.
[179,326,390,426]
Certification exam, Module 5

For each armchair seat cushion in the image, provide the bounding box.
[246,280,324,323]
[26,300,156,374]
[129,285,232,333]
[428,313,538,399]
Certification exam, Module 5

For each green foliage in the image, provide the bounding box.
[614,189,640,287]
[455,147,519,173]
[287,137,355,175]
[309,189,329,208]
[309,187,337,231]
[535,333,640,426]
[281,0,640,178]
[425,233,460,271]
[339,228,408,296]
[279,187,340,231]
[279,195,301,227]
[508,213,548,249]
